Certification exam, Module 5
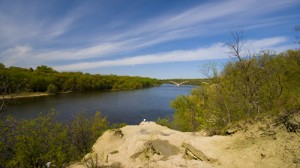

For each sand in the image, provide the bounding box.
[69,117,300,168]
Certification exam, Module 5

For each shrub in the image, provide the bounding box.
[0,111,109,167]
[47,83,58,94]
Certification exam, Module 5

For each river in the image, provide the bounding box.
[0,84,194,124]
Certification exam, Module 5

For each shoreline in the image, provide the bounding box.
[0,85,161,100]
[1,92,50,99]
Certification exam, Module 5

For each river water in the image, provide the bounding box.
[1,84,194,124]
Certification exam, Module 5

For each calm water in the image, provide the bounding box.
[1,84,194,124]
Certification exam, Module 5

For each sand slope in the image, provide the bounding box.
[69,119,300,168]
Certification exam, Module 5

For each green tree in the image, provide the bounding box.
[171,87,205,132]
[35,65,57,74]
[0,63,5,69]
[0,111,110,167]
[169,30,300,134]
[69,112,108,160]
[47,83,58,94]
[3,112,69,167]
[91,112,108,141]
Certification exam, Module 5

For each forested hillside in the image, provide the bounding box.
[0,64,160,94]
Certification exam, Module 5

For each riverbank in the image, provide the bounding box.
[1,92,50,99]
[69,112,300,168]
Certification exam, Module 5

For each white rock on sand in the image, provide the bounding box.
[69,121,300,168]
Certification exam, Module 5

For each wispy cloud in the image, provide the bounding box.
[0,0,298,71]
[53,43,225,71]
[1,45,32,66]
[53,36,294,71]
[102,0,299,47]
[0,2,84,48]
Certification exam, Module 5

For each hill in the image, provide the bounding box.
[69,111,300,168]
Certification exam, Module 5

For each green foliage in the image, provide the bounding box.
[12,113,68,167]
[0,63,5,69]
[68,112,108,160]
[0,112,69,167]
[171,87,206,132]
[47,83,58,94]
[109,122,127,129]
[171,50,300,133]
[0,64,161,94]
[35,65,57,74]
[0,111,109,167]
[92,112,109,140]
[156,117,172,128]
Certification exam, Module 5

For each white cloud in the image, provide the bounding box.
[249,37,288,49]
[4,45,32,56]
[53,43,226,71]
[0,3,84,48]
[53,36,294,71]
[35,43,124,61]
[0,0,298,69]
[102,0,299,47]
[1,45,32,65]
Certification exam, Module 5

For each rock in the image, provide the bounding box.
[131,139,180,161]
[113,129,124,138]
[182,143,209,161]
[293,157,300,164]
[145,139,180,159]
[285,112,300,132]
[278,111,300,132]
[260,130,277,140]
[225,129,237,135]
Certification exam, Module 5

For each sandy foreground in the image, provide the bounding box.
[69,117,300,168]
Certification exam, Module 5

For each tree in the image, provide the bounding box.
[171,87,205,132]
[0,111,110,167]
[0,63,5,69]
[47,83,58,94]
[91,112,108,141]
[0,112,69,167]
[0,74,9,112]
[170,30,300,134]
[224,29,265,115]
[35,65,57,74]
[295,25,300,45]
[0,70,15,112]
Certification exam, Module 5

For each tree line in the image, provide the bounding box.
[0,64,160,94]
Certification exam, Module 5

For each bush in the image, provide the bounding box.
[156,117,172,128]
[47,83,58,94]
[0,111,109,167]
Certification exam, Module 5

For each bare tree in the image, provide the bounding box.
[295,25,300,45]
[0,73,19,112]
[224,29,285,115]
[199,62,219,79]
[224,29,262,114]
[225,29,246,61]
[0,74,10,112]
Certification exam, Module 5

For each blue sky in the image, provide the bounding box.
[0,0,299,79]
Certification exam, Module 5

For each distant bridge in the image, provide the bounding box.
[170,81,188,86]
